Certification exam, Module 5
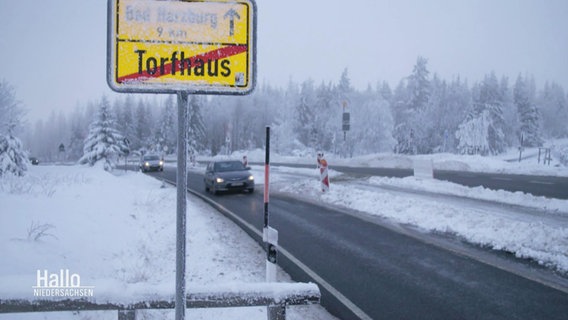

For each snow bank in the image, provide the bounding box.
[221,141,568,177]
[369,176,568,214]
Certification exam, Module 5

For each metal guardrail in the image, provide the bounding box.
[0,282,320,320]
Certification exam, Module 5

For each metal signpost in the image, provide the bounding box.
[123,138,130,173]
[263,127,278,282]
[107,1,256,319]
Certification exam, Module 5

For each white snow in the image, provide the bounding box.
[0,165,332,320]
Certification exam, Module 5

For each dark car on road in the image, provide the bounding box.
[139,154,164,172]
[204,160,254,195]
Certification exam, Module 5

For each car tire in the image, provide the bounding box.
[248,188,254,194]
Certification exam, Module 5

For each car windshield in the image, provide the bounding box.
[144,155,160,161]
[214,161,246,172]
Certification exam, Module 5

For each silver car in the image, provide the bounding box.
[140,154,164,172]
[204,160,254,195]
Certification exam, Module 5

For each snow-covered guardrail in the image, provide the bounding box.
[0,282,321,320]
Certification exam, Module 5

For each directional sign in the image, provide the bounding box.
[342,112,350,131]
[107,0,256,95]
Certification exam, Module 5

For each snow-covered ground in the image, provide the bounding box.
[0,165,333,320]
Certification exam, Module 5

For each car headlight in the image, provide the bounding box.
[248,175,254,181]
[144,162,150,167]
[159,161,164,166]
[216,177,224,183]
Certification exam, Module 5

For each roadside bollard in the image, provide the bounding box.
[319,155,330,192]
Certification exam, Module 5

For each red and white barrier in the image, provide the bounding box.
[319,155,330,192]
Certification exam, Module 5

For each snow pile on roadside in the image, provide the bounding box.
[0,165,333,320]
[369,176,568,214]
[227,141,568,177]
[277,177,568,273]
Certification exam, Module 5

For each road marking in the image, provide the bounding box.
[530,180,555,185]
[491,177,513,181]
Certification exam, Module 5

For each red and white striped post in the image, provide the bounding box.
[263,126,278,282]
[319,154,330,192]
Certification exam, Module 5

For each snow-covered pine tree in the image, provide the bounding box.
[337,68,352,98]
[378,81,393,102]
[114,96,137,152]
[134,99,153,152]
[407,56,431,111]
[0,80,28,176]
[498,76,519,148]
[154,95,177,155]
[0,134,28,177]
[187,95,207,155]
[335,68,354,156]
[68,118,86,161]
[485,102,507,154]
[470,73,507,154]
[272,78,300,154]
[295,79,317,148]
[313,81,336,152]
[392,80,411,154]
[455,109,490,155]
[539,82,568,138]
[393,57,432,154]
[79,96,128,171]
[352,95,395,154]
[437,76,471,152]
[514,74,543,147]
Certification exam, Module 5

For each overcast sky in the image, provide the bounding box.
[0,0,567,123]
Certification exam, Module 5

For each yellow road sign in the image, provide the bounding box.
[107,0,256,94]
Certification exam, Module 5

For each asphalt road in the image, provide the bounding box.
[256,162,568,199]
[149,167,568,319]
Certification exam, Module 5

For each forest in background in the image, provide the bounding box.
[11,56,568,163]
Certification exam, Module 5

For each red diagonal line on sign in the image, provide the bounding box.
[117,44,247,83]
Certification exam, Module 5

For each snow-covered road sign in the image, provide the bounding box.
[107,0,256,95]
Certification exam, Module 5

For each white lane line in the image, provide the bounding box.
[530,180,555,185]
[491,177,513,181]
